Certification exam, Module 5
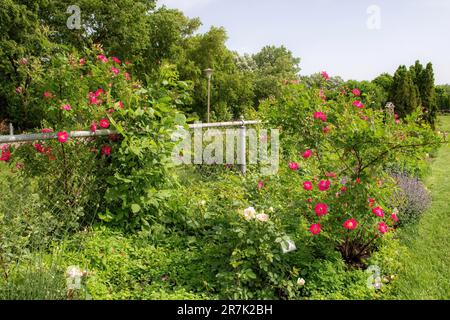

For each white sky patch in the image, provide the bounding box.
[157,0,215,11]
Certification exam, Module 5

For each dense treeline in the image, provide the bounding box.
[0,0,446,131]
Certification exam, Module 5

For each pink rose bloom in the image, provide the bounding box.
[101,145,112,156]
[111,67,120,75]
[90,122,97,133]
[318,180,331,191]
[391,213,399,222]
[89,96,98,105]
[303,181,313,191]
[313,112,327,122]
[0,149,11,162]
[320,71,330,81]
[15,87,23,94]
[79,58,85,65]
[99,118,109,129]
[124,72,131,81]
[34,143,45,153]
[319,89,326,101]
[352,89,361,96]
[112,57,121,64]
[378,222,389,234]
[309,223,321,235]
[257,180,264,190]
[43,91,53,99]
[57,131,69,143]
[94,88,104,97]
[325,172,337,178]
[372,206,385,217]
[118,101,124,109]
[289,162,299,171]
[353,100,364,109]
[302,149,312,159]
[343,219,358,230]
[314,203,328,216]
[61,104,71,111]
[97,54,108,63]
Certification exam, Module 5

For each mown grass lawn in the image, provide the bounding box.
[390,115,450,299]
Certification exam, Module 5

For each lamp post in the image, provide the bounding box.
[204,68,213,123]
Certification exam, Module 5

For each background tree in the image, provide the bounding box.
[418,63,437,126]
[0,0,57,129]
[175,27,255,121]
[436,85,450,113]
[389,65,420,118]
[252,45,300,104]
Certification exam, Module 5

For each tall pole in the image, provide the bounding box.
[207,75,211,123]
[204,68,213,123]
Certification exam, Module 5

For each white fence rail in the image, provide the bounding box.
[0,119,263,174]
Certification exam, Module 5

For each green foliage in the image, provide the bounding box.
[436,85,450,112]
[259,82,439,264]
[0,250,68,300]
[388,118,450,299]
[51,227,213,300]
[252,45,300,104]
[20,0,156,61]
[4,48,191,231]
[388,61,438,127]
[389,65,420,118]
[411,61,437,127]
[346,79,388,109]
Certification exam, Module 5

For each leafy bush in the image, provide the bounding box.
[258,82,439,264]
[51,227,214,300]
[2,47,191,230]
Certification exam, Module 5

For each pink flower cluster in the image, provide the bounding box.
[1,145,11,162]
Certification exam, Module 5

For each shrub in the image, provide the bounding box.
[53,227,215,300]
[258,81,439,265]
[3,47,191,230]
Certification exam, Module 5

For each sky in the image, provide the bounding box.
[158,0,450,84]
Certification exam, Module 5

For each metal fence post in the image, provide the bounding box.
[239,115,246,175]
[9,123,14,136]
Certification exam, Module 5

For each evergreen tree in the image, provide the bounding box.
[408,60,437,126]
[410,60,423,86]
[389,65,420,118]
[419,63,437,126]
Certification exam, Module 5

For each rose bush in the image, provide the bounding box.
[258,79,439,264]
[2,46,191,231]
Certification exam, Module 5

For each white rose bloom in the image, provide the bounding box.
[243,207,256,220]
[256,213,269,222]
[66,266,83,278]
[297,278,305,286]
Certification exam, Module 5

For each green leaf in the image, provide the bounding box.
[131,204,141,213]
